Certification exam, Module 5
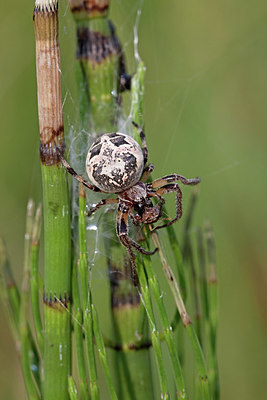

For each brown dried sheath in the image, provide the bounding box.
[68,0,110,18]
[34,1,64,165]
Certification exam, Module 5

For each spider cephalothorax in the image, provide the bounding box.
[59,122,200,285]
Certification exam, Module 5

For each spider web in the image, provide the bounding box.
[57,0,266,287]
[57,0,149,286]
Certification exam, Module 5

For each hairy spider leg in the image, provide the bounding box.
[150,174,201,189]
[116,204,137,285]
[87,198,118,216]
[117,203,158,286]
[57,149,102,192]
[117,203,158,256]
[147,190,165,205]
[132,121,148,165]
[152,183,183,230]
[141,163,154,182]
[126,231,158,256]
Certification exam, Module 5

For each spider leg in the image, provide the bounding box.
[147,190,165,205]
[116,204,138,285]
[56,147,102,192]
[152,183,183,230]
[132,121,148,165]
[117,204,158,255]
[87,198,118,216]
[150,174,201,189]
[141,163,154,182]
[125,235,158,256]
[117,203,158,285]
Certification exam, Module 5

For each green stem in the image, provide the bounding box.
[68,377,80,400]
[0,237,20,346]
[151,231,210,399]
[197,228,209,345]
[137,262,169,399]
[78,186,99,399]
[205,221,219,399]
[143,255,187,399]
[69,4,154,399]
[0,235,41,394]
[79,185,119,399]
[30,203,44,354]
[72,259,90,400]
[34,2,72,398]
[20,199,40,400]
[92,303,118,400]
[131,61,146,127]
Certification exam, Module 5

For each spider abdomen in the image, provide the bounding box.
[86,133,144,193]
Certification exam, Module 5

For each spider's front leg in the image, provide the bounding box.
[152,183,183,230]
[56,147,102,192]
[141,163,154,183]
[117,203,158,286]
[87,198,118,217]
[150,174,201,189]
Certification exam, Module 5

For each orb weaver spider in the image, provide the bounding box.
[58,122,200,285]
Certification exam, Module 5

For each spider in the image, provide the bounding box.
[58,122,200,285]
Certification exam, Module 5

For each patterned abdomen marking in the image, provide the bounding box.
[86,133,144,193]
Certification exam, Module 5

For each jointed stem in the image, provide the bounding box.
[78,187,99,399]
[151,230,210,399]
[79,185,118,400]
[20,199,40,400]
[137,262,169,399]
[142,254,187,399]
[72,259,89,400]
[30,203,43,354]
[34,1,72,399]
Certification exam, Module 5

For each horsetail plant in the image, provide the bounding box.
[34,1,72,399]
[68,1,154,398]
[0,0,220,399]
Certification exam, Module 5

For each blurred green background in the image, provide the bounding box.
[0,0,266,399]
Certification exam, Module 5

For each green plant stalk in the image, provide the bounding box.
[0,236,41,393]
[167,225,186,297]
[131,62,187,342]
[131,61,146,127]
[33,1,72,399]
[104,220,154,399]
[167,178,200,334]
[69,3,154,398]
[83,305,99,400]
[68,376,80,400]
[142,254,187,399]
[205,221,219,399]
[136,259,169,399]
[30,203,44,354]
[196,228,209,346]
[69,3,120,134]
[181,188,200,303]
[107,58,157,400]
[91,303,118,400]
[78,187,99,399]
[187,240,202,343]
[132,60,187,398]
[186,325,209,399]
[20,199,40,400]
[151,231,210,399]
[72,258,90,400]
[0,237,21,346]
[79,184,119,399]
